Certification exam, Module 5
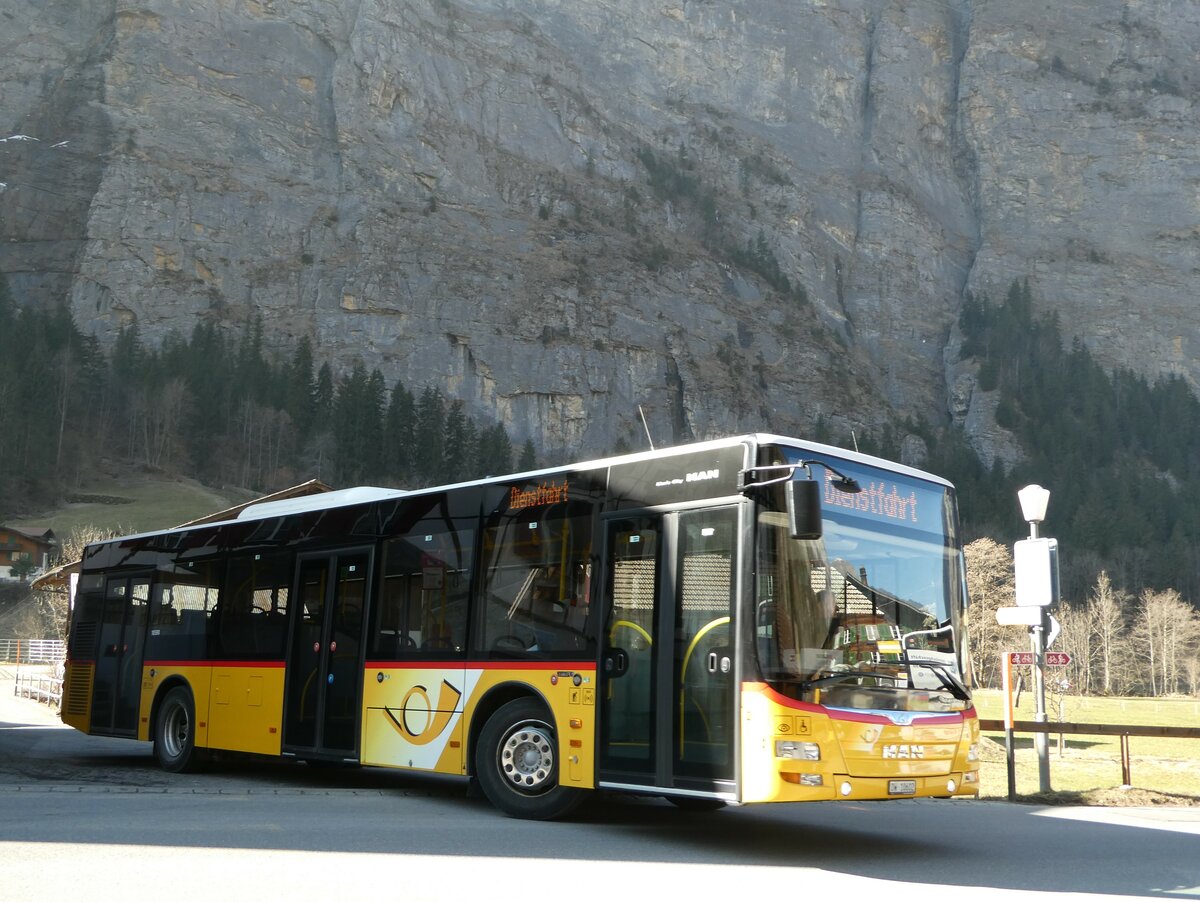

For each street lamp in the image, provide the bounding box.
[1018,484,1050,539]
[1017,483,1053,792]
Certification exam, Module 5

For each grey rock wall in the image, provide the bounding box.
[1,0,1196,464]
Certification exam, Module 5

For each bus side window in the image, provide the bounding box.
[371,526,472,659]
[221,553,291,659]
[146,560,224,661]
[477,498,595,657]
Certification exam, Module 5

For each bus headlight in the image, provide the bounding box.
[967,743,979,762]
[776,741,820,760]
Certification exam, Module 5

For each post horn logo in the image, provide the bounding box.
[384,680,462,745]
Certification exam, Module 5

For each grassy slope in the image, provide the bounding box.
[973,689,1200,805]
[10,477,244,540]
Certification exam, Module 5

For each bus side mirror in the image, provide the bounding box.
[787,479,823,540]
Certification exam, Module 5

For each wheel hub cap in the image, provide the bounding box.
[500,725,553,790]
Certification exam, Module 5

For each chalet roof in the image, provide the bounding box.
[1,526,57,545]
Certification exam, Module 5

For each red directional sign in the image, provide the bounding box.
[1008,651,1071,666]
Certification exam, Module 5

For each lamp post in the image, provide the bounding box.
[1018,484,1050,540]
[1018,483,1052,793]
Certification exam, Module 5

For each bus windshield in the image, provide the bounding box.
[754,448,970,713]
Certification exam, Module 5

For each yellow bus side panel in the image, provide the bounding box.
[361,665,597,788]
[138,666,213,747]
[206,665,285,756]
[361,666,468,773]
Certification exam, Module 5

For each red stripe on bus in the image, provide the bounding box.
[143,660,285,668]
[364,660,594,671]
[143,659,592,671]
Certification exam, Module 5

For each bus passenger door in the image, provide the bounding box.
[283,550,372,760]
[598,515,660,782]
[91,574,151,737]
[598,507,738,797]
[672,507,737,789]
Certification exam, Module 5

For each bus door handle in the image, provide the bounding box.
[604,648,629,678]
[707,652,731,675]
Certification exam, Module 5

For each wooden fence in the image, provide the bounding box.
[978,718,1200,786]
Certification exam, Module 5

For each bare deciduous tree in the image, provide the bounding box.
[1086,570,1129,695]
[1131,588,1200,696]
[1055,602,1091,696]
[964,537,1018,688]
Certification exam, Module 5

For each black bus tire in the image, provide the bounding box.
[475,698,584,820]
[154,686,204,773]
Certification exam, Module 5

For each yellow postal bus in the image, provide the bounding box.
[62,434,979,818]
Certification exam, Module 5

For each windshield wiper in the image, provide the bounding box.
[791,658,970,702]
[912,659,971,702]
[797,667,902,692]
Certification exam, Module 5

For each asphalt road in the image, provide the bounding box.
[2,671,1199,902]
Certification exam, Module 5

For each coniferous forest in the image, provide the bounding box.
[4,273,1200,610]
[0,275,530,522]
[884,279,1200,605]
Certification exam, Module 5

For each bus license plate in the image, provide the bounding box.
[888,780,916,796]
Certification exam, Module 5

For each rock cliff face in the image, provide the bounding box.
[2,0,1196,464]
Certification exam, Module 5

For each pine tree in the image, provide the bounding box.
[284,337,316,442]
[364,369,387,483]
[518,439,537,471]
[442,400,468,483]
[384,379,415,483]
[413,386,445,484]
[477,423,513,477]
[333,361,370,484]
[460,416,480,480]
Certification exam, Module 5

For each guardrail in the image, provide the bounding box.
[14,670,63,709]
[978,718,1200,786]
[0,638,65,663]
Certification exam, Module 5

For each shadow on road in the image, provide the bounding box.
[3,706,1199,899]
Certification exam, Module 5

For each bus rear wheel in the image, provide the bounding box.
[154,686,204,773]
[475,698,583,820]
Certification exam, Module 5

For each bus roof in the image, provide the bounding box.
[235,485,408,522]
[86,433,954,547]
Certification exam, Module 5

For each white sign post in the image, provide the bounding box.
[1010,484,1058,794]
[996,606,1043,626]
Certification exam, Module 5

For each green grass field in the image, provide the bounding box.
[11,476,244,540]
[973,689,1200,804]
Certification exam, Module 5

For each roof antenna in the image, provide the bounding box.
[851,430,860,453]
[638,405,656,451]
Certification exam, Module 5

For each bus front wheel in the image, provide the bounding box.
[154,686,204,773]
[475,698,583,820]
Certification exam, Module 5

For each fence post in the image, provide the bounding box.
[1002,652,1016,801]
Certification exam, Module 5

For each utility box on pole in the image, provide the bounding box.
[1014,537,1060,607]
